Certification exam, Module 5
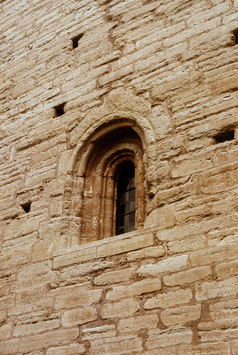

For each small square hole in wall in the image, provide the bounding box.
[232,29,238,45]
[72,33,84,49]
[54,103,65,117]
[21,201,31,213]
[214,128,235,143]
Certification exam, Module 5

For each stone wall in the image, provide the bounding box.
[1,0,238,354]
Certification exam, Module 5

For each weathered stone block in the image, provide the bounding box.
[161,304,201,326]
[0,339,19,355]
[19,328,79,353]
[127,245,165,261]
[144,289,193,310]
[97,232,153,258]
[94,267,133,285]
[53,285,103,310]
[195,277,238,301]
[138,255,188,277]
[146,327,193,349]
[144,205,175,230]
[178,342,231,355]
[215,260,238,280]
[118,314,158,332]
[101,298,140,319]
[53,246,97,269]
[82,325,116,340]
[163,266,212,286]
[0,324,13,341]
[89,334,143,355]
[46,343,85,355]
[13,319,60,337]
[61,306,97,327]
[190,244,238,267]
[144,348,177,355]
[106,277,162,301]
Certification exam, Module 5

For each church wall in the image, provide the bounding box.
[1,0,238,353]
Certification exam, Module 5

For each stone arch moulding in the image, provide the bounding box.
[62,89,156,245]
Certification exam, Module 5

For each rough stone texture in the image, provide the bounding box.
[1,0,238,353]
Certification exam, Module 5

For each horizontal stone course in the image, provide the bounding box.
[144,288,193,310]
[19,328,79,353]
[106,277,162,300]
[146,327,193,349]
[178,342,231,355]
[195,276,238,301]
[89,334,143,355]
[46,343,85,355]
[97,232,154,258]
[163,266,212,286]
[53,285,103,310]
[118,314,158,333]
[61,306,97,327]
[161,304,201,326]
[137,255,188,277]
[94,267,133,285]
[100,297,140,319]
[82,325,116,340]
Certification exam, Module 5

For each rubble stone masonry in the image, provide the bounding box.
[1,0,238,354]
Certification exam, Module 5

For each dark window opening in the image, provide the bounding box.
[232,29,238,45]
[54,103,65,117]
[72,33,84,49]
[21,201,31,213]
[214,128,235,143]
[116,164,135,235]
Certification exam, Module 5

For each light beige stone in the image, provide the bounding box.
[127,245,165,261]
[106,277,162,300]
[101,298,140,319]
[215,260,238,280]
[163,266,212,286]
[97,232,154,258]
[94,267,133,285]
[195,276,238,301]
[161,304,201,326]
[190,244,238,267]
[82,325,116,340]
[144,289,193,310]
[47,343,85,355]
[0,339,19,355]
[144,348,177,355]
[89,334,143,355]
[199,328,238,343]
[53,246,97,269]
[178,342,231,355]
[231,340,238,355]
[118,314,158,332]
[19,328,79,353]
[53,285,103,310]
[144,205,175,230]
[13,319,60,337]
[146,327,193,349]
[138,255,188,277]
[0,324,13,341]
[61,306,97,327]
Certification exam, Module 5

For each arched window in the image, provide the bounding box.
[116,163,135,235]
[79,125,145,244]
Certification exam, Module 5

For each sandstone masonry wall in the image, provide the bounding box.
[1,0,238,354]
